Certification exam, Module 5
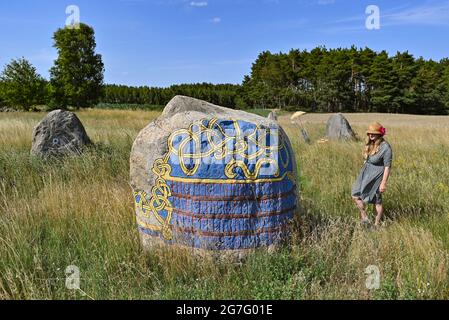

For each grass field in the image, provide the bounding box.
[1,109,449,300]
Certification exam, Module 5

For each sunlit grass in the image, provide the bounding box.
[1,110,449,299]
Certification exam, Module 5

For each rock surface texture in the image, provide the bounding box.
[326,113,357,140]
[130,96,299,258]
[31,110,91,157]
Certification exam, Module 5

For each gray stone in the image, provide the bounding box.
[130,95,299,259]
[31,110,91,157]
[0,107,17,113]
[267,111,278,121]
[326,113,357,140]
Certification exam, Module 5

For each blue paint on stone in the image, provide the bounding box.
[137,118,298,250]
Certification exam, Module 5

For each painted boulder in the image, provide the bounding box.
[130,96,298,257]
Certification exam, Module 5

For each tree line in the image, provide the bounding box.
[100,83,240,109]
[99,47,449,115]
[239,47,449,115]
[0,22,240,111]
[1,22,448,115]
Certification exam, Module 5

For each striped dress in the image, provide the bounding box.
[351,141,393,205]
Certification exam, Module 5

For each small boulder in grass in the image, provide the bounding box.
[31,110,92,158]
[268,111,278,121]
[326,113,357,141]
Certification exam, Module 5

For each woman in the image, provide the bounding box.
[351,122,392,227]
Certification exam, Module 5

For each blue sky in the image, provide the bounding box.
[1,0,449,87]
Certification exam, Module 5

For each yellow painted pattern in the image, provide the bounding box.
[134,118,295,240]
[167,119,290,179]
[134,155,173,240]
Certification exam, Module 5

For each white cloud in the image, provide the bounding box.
[317,0,335,5]
[190,1,208,7]
[211,17,221,23]
[319,1,449,34]
[383,2,449,26]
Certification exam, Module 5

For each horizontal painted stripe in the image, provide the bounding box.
[172,205,297,219]
[173,224,288,237]
[138,226,290,250]
[171,210,295,233]
[171,193,297,215]
[167,179,295,198]
[170,188,295,202]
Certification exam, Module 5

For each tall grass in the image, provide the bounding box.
[0,110,449,299]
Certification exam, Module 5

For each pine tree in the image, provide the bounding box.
[368,51,398,113]
[391,51,418,113]
[410,60,446,114]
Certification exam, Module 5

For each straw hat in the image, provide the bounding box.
[366,122,386,136]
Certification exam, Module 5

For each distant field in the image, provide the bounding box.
[1,109,449,299]
[280,112,449,128]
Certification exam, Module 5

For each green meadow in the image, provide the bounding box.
[1,109,449,299]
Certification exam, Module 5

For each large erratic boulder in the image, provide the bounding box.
[130,95,299,259]
[31,110,91,158]
[326,113,357,140]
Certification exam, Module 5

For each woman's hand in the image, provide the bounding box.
[380,167,391,194]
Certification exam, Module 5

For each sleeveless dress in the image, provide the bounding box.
[351,141,393,205]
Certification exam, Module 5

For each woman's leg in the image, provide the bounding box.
[374,204,384,226]
[352,196,368,221]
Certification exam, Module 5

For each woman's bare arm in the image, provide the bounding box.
[380,167,391,193]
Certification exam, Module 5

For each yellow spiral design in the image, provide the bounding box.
[167,119,289,178]
[134,155,173,240]
[134,118,295,241]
